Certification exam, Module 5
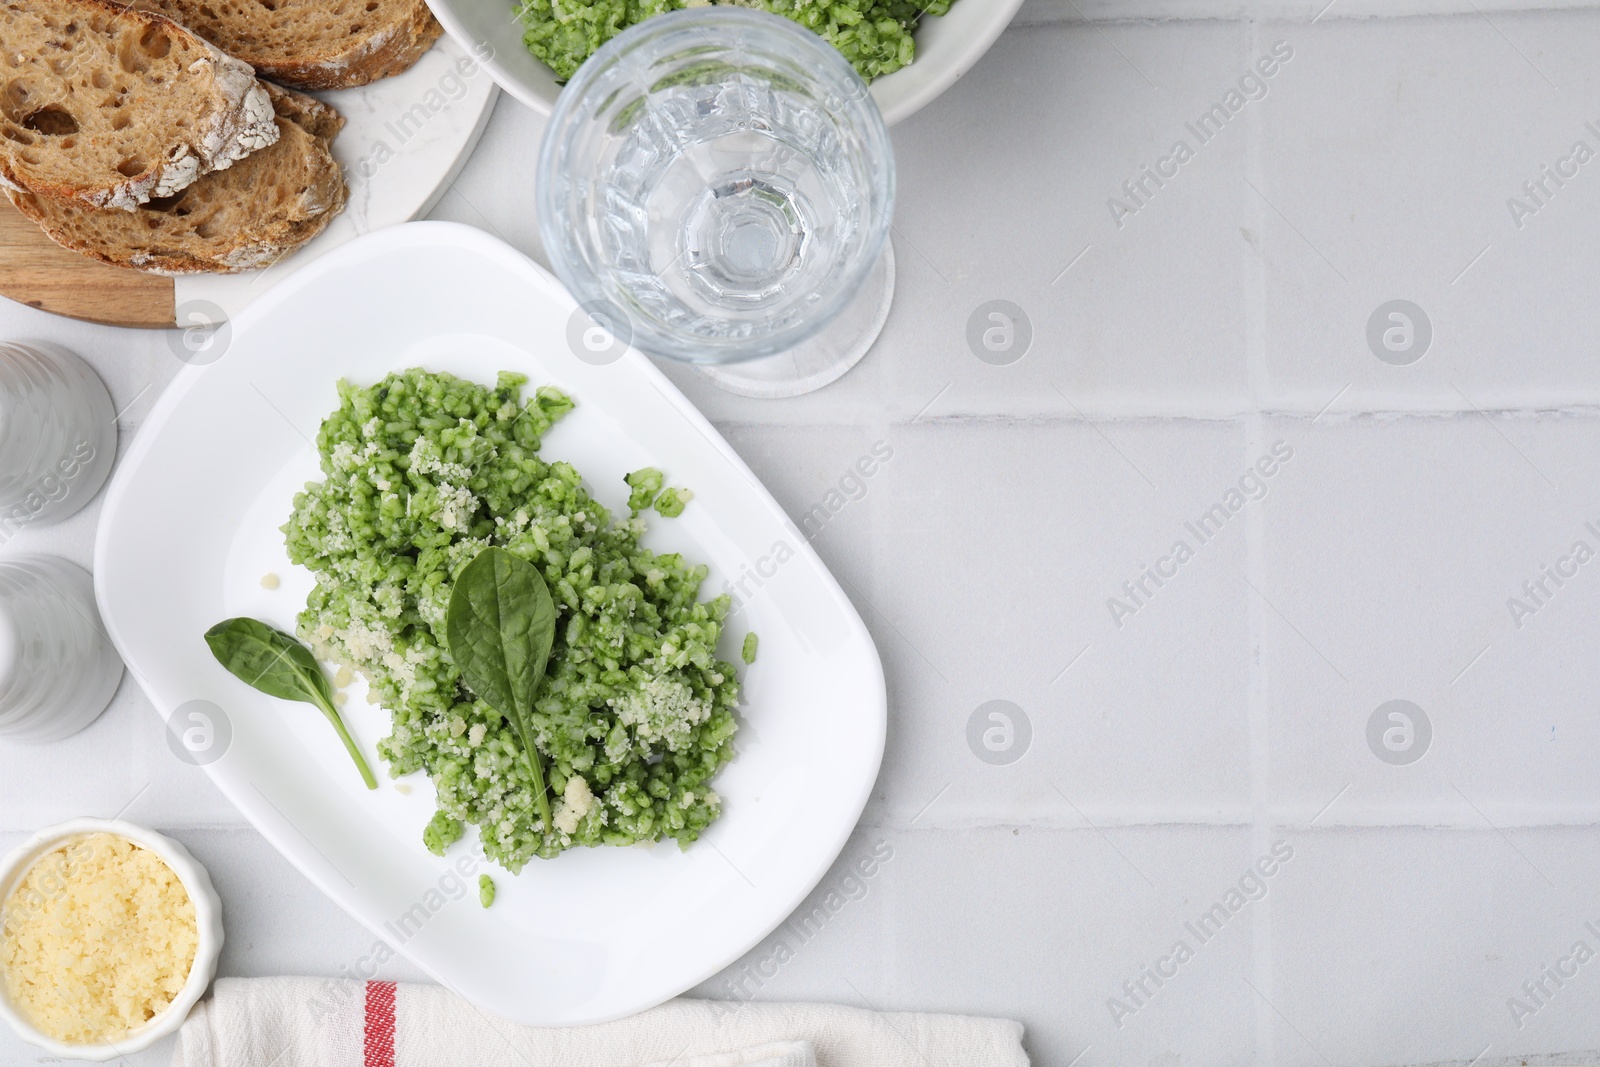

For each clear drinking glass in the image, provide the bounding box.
[536,7,896,398]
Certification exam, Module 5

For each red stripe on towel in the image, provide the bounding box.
[364,980,397,1067]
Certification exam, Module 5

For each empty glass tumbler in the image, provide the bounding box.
[537,7,896,397]
[0,556,124,743]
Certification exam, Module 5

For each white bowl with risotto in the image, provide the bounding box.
[0,819,224,1061]
[422,0,1025,125]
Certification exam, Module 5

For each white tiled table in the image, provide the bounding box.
[6,3,1600,1063]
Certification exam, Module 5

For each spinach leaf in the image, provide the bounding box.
[445,547,556,834]
[204,617,378,790]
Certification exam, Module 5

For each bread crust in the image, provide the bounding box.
[7,190,347,273]
[0,0,279,210]
[7,81,346,274]
[131,0,444,91]
[256,0,444,91]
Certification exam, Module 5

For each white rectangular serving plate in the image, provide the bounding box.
[93,222,886,1025]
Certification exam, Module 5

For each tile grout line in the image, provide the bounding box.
[871,809,1600,831]
[770,403,1600,431]
[1241,16,1276,1067]
[807,403,903,1005]
[877,408,897,1009]
[1242,13,1271,411]
[1006,0,1598,27]
[884,824,899,1005]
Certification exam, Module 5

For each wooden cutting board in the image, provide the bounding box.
[0,38,500,332]
[0,197,177,329]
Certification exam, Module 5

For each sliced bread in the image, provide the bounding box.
[7,82,346,274]
[130,0,444,91]
[0,0,279,211]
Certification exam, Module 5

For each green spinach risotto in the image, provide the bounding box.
[282,369,742,869]
[517,0,957,83]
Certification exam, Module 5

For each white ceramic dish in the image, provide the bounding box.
[175,35,498,322]
[0,818,224,1061]
[422,0,1024,126]
[93,221,887,1025]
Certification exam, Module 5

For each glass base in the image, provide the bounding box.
[692,243,895,398]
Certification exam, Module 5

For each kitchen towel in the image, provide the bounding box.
[169,978,1031,1067]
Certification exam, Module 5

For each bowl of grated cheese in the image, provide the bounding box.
[0,819,224,1060]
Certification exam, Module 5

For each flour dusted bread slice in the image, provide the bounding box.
[132,0,443,90]
[0,0,278,210]
[7,82,346,273]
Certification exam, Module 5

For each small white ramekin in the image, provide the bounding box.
[0,818,224,1061]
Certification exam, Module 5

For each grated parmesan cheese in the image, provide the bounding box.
[0,834,197,1045]
[551,776,595,836]
[614,676,714,751]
